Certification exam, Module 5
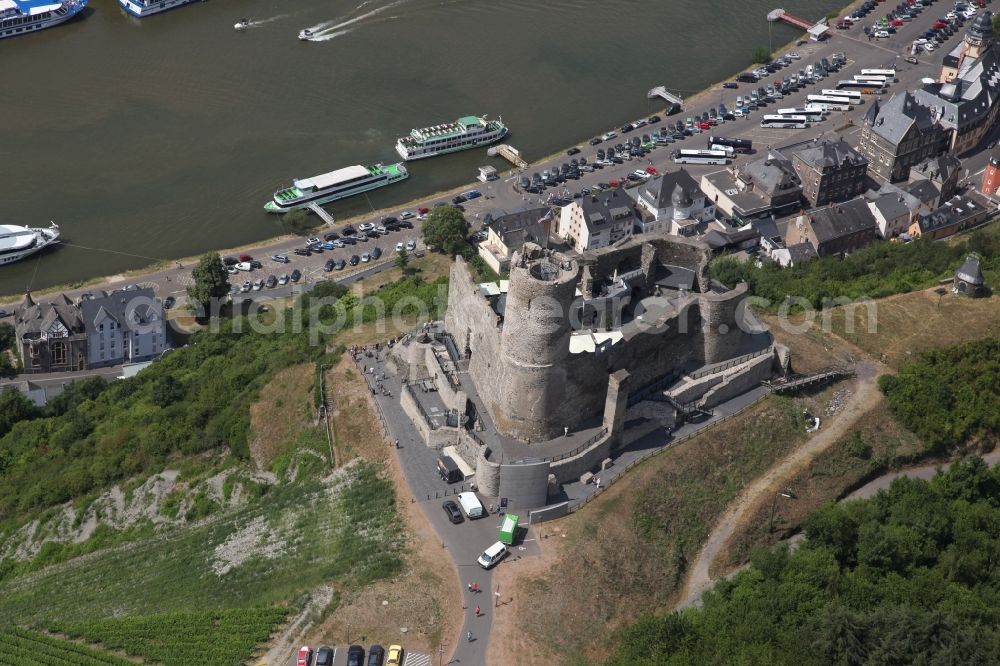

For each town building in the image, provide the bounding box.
[14,287,168,374]
[634,169,716,236]
[915,11,1000,155]
[773,242,818,268]
[909,194,990,240]
[786,138,870,207]
[859,92,950,182]
[865,187,921,239]
[909,154,963,207]
[700,153,803,222]
[785,197,879,257]
[477,207,552,274]
[981,152,1000,195]
[953,254,989,297]
[557,188,637,251]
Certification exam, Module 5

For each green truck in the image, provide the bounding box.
[499,513,519,545]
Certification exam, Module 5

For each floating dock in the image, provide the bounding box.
[489,144,528,169]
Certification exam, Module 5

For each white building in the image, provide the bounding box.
[634,169,716,236]
[557,188,638,251]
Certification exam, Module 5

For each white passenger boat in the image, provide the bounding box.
[0,0,86,40]
[118,0,200,19]
[395,115,508,160]
[0,223,60,266]
[264,163,408,213]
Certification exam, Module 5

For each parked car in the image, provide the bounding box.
[368,645,385,666]
[406,240,416,251]
[315,646,334,666]
[566,147,581,155]
[238,253,253,262]
[162,296,175,309]
[357,223,374,232]
[371,247,382,259]
[443,500,464,524]
[349,254,360,266]
[478,541,509,569]
[265,274,277,288]
[347,645,365,666]
[271,253,289,263]
[278,273,289,285]
[386,645,403,666]
[290,269,301,282]
[241,280,251,293]
[323,260,335,272]
[296,646,313,666]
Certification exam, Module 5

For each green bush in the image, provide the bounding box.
[752,46,771,64]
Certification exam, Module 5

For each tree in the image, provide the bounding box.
[993,12,1000,39]
[0,389,40,440]
[282,209,318,236]
[422,206,469,256]
[395,247,409,271]
[151,375,184,407]
[752,46,771,64]
[0,322,15,351]
[187,252,230,315]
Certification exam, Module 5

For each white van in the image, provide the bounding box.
[477,541,508,569]
[457,492,485,519]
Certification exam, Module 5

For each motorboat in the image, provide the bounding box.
[298,28,312,40]
[233,17,249,30]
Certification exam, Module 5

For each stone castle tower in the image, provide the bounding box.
[492,246,579,439]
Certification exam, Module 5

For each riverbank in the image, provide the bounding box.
[1,1,857,306]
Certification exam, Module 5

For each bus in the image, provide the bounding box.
[760,115,809,129]
[708,144,736,158]
[672,149,729,165]
[821,89,862,102]
[807,95,853,111]
[835,80,885,94]
[707,135,753,154]
[778,106,827,119]
[854,75,889,86]
[860,68,897,81]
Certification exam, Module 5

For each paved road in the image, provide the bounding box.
[846,449,1000,500]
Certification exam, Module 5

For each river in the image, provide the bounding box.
[2,0,840,296]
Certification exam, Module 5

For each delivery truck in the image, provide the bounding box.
[499,513,519,545]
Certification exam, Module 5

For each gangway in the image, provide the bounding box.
[488,144,528,169]
[767,8,824,33]
[306,202,336,226]
[647,86,684,114]
[763,366,854,394]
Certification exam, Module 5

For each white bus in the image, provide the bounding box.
[777,107,826,121]
[807,95,853,111]
[672,149,729,165]
[760,114,809,129]
[821,89,862,102]
[860,68,897,80]
[708,144,736,157]
[854,75,889,86]
[836,80,885,94]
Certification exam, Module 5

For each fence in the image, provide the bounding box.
[545,427,609,463]
[627,369,683,408]
[569,390,772,513]
[687,345,773,380]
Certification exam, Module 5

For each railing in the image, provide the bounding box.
[687,345,774,380]
[627,369,683,408]
[569,390,772,512]
[466,427,487,449]
[546,427,610,463]
[404,382,439,430]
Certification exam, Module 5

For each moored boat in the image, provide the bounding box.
[264,163,408,213]
[0,0,86,40]
[118,0,201,19]
[395,116,508,161]
[0,223,60,266]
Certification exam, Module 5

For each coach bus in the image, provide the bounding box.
[672,149,730,165]
[860,68,897,81]
[707,135,753,154]
[821,89,862,102]
[854,75,890,86]
[806,95,853,111]
[760,114,809,129]
[835,80,885,94]
[777,107,826,122]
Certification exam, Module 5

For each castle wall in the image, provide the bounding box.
[699,284,748,364]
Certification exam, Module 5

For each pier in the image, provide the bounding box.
[489,144,528,169]
[767,8,813,31]
[306,202,336,226]
[646,87,684,114]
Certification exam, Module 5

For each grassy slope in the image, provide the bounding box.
[518,396,809,663]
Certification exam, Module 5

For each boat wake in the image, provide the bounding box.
[248,13,289,27]
[300,0,406,41]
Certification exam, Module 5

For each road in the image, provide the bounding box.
[845,449,1000,500]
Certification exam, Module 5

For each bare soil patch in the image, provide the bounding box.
[249,363,316,470]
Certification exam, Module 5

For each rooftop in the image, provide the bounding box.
[806,197,878,243]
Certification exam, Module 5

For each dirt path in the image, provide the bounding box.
[675,360,885,609]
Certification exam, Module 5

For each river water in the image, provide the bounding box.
[2,0,839,296]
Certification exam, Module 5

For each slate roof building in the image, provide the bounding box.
[557,188,638,250]
[634,169,716,236]
[859,92,950,182]
[700,154,803,221]
[478,207,552,273]
[915,11,1000,155]
[909,194,991,240]
[909,154,963,206]
[866,188,919,239]
[786,138,870,207]
[953,253,989,297]
[13,287,168,374]
[785,197,880,257]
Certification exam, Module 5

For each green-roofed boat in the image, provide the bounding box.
[264,163,408,213]
[395,115,508,161]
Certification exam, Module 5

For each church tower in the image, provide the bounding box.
[964,10,993,60]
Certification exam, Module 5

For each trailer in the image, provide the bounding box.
[499,513,520,545]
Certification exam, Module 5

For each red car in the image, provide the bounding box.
[297,646,313,666]
[645,166,659,176]
[418,206,430,215]
[698,121,711,130]
[239,253,253,262]
[608,178,620,188]
[933,20,947,28]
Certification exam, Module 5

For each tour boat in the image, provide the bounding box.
[395,115,508,161]
[0,0,86,40]
[0,223,60,266]
[264,163,408,213]
[118,0,200,19]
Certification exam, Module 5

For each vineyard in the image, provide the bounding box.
[0,626,130,666]
[48,607,288,666]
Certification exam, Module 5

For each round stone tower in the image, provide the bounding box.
[494,248,579,440]
[699,283,748,365]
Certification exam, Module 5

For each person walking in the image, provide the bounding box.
[475,605,481,616]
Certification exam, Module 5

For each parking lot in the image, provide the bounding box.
[288,645,432,666]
